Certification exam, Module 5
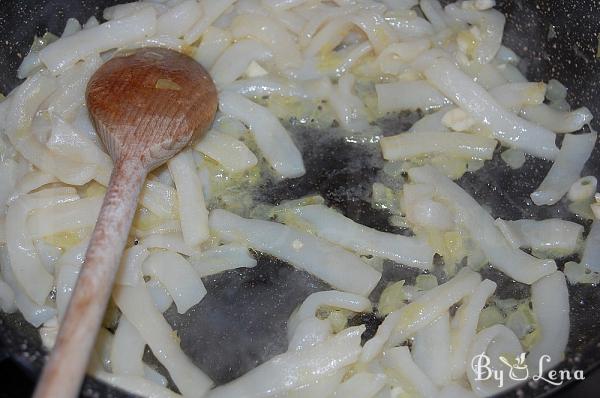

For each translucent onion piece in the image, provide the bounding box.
[409,107,452,132]
[412,312,452,387]
[381,131,496,160]
[209,209,381,296]
[521,104,593,133]
[225,76,310,99]
[495,218,583,257]
[0,247,55,327]
[48,116,111,170]
[528,271,569,370]
[567,176,597,202]
[450,279,497,380]
[142,250,206,314]
[288,317,332,352]
[218,91,305,178]
[330,372,386,398]
[423,57,559,159]
[193,26,232,70]
[444,4,505,64]
[207,326,365,398]
[111,317,145,376]
[408,165,557,284]
[146,278,173,313]
[420,0,448,32]
[9,171,57,202]
[530,132,596,206]
[93,371,180,398]
[376,80,451,113]
[39,8,158,73]
[195,129,258,173]
[6,191,78,305]
[328,74,369,133]
[140,179,177,219]
[185,0,237,44]
[231,14,302,70]
[168,150,210,247]
[490,82,546,112]
[46,55,102,121]
[377,39,431,75]
[27,196,102,239]
[55,263,80,321]
[581,220,600,272]
[210,39,273,86]
[0,278,16,313]
[382,346,438,398]
[103,2,157,20]
[385,14,435,39]
[156,0,203,39]
[361,267,481,363]
[189,243,257,277]
[141,233,197,256]
[113,283,214,397]
[115,245,149,286]
[294,204,435,269]
[500,148,525,169]
[287,290,371,338]
[466,325,523,396]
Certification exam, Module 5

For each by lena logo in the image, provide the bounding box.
[471,352,585,388]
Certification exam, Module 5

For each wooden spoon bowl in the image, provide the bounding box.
[87,47,217,168]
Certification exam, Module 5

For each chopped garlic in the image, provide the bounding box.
[442,108,476,132]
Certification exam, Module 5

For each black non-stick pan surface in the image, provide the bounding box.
[1,0,600,397]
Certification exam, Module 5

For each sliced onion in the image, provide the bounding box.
[531,132,596,206]
[209,209,381,296]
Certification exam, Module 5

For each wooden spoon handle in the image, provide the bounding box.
[33,157,148,398]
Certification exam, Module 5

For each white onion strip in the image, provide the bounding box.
[6,191,78,305]
[381,131,497,160]
[142,250,206,314]
[39,8,158,73]
[522,104,593,134]
[409,165,557,284]
[218,91,305,178]
[528,271,570,370]
[581,220,600,272]
[111,317,145,377]
[207,326,365,398]
[450,279,497,380]
[184,0,237,44]
[27,196,102,239]
[361,267,481,363]
[195,129,258,173]
[530,132,597,206]
[382,346,438,398]
[466,325,523,396]
[287,290,371,337]
[189,243,257,277]
[295,204,435,269]
[209,209,381,296]
[423,57,559,159]
[113,282,214,397]
[168,150,210,247]
[376,80,451,113]
[412,312,452,387]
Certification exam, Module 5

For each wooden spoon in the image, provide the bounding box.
[33,47,217,398]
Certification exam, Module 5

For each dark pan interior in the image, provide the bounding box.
[1,0,600,397]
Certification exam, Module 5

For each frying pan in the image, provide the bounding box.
[1,0,600,397]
